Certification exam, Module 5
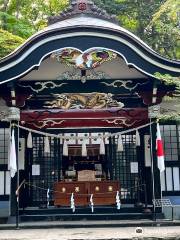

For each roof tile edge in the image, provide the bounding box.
[48,0,119,25]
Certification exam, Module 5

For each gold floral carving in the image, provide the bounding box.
[108,186,113,192]
[44,93,124,110]
[95,186,100,192]
[62,187,66,193]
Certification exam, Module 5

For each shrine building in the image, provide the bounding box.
[0,0,180,223]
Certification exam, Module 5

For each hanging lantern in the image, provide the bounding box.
[100,138,105,155]
[136,130,141,146]
[44,136,50,153]
[63,140,68,156]
[82,139,87,157]
[117,134,123,152]
[27,131,33,148]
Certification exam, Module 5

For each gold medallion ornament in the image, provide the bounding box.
[75,187,80,192]
[95,186,100,192]
[108,186,113,192]
[62,187,66,193]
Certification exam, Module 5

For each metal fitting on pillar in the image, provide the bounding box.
[7,107,20,121]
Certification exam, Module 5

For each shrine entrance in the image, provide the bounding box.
[0,0,179,222]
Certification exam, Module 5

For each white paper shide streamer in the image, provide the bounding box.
[82,139,87,157]
[90,194,94,213]
[9,129,17,178]
[136,130,141,146]
[70,193,75,212]
[63,140,68,156]
[100,139,105,155]
[27,131,33,148]
[47,188,50,207]
[44,136,50,153]
[117,134,124,152]
[116,191,121,210]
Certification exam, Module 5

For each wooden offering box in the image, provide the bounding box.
[54,181,120,207]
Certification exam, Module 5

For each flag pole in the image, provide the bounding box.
[16,121,20,229]
[149,117,156,218]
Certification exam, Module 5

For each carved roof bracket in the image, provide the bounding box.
[48,0,118,25]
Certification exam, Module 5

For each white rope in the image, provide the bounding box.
[16,122,153,141]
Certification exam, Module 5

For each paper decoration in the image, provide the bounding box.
[9,129,17,178]
[70,193,75,212]
[116,191,121,210]
[44,136,50,153]
[63,140,68,156]
[100,139,105,155]
[144,135,151,167]
[130,162,138,173]
[82,139,87,157]
[136,130,141,146]
[32,164,40,176]
[117,134,123,152]
[90,194,94,213]
[27,131,33,148]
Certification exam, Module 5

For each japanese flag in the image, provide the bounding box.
[156,123,165,172]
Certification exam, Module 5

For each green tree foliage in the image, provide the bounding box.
[0,28,24,58]
[146,0,180,60]
[0,0,69,36]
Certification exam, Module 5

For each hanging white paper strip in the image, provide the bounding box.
[90,194,94,213]
[136,130,141,146]
[27,131,33,148]
[9,129,17,178]
[116,191,121,210]
[70,193,75,212]
[82,139,87,157]
[44,136,50,153]
[63,140,68,156]
[117,134,123,152]
[100,139,105,155]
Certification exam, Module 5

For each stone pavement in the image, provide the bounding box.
[1,226,180,240]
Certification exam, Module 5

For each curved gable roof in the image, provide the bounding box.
[0,1,179,84]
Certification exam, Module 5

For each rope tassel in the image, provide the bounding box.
[27,131,33,148]
[63,140,68,156]
[117,134,123,152]
[136,130,141,146]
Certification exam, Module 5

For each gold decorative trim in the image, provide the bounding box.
[102,118,138,127]
[18,81,68,93]
[31,120,65,129]
[101,80,149,91]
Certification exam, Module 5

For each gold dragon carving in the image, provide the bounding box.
[44,93,124,110]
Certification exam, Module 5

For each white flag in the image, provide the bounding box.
[9,129,17,178]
